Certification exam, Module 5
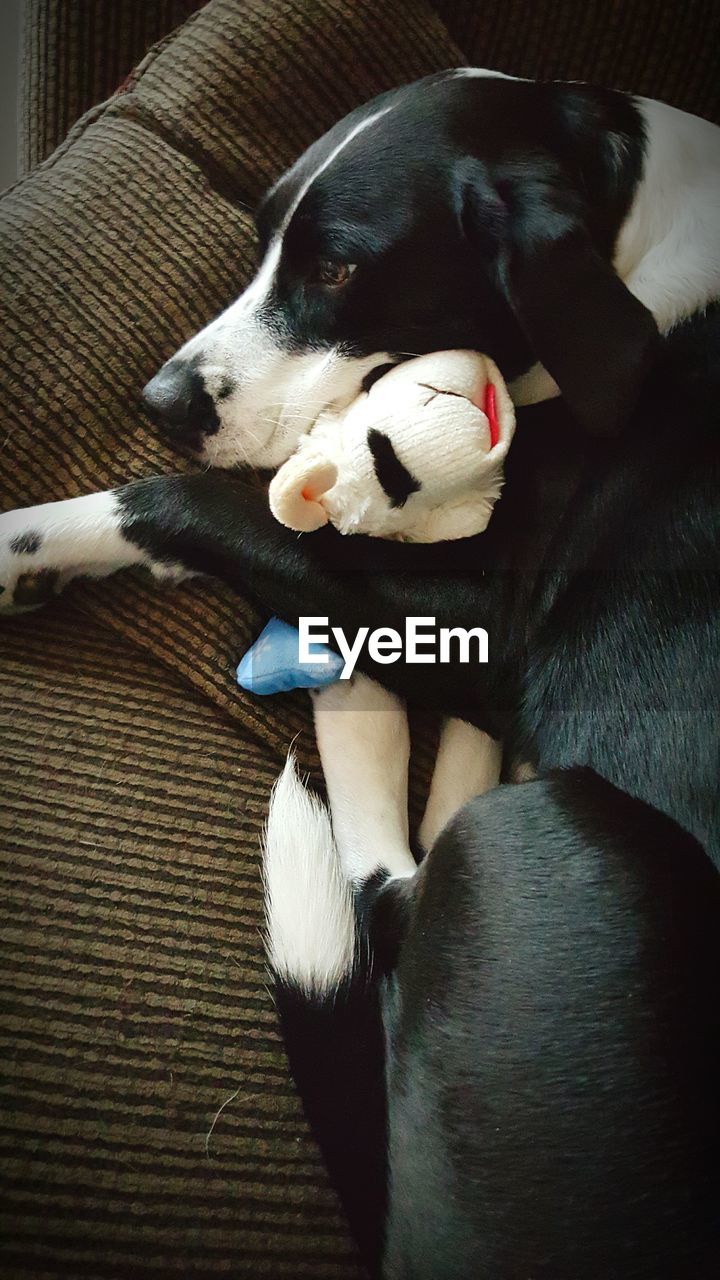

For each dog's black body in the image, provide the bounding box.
[277,770,720,1279]
[2,71,719,1277]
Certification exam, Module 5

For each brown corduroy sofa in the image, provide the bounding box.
[1,2,719,1276]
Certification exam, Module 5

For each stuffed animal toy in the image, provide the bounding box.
[268,350,516,543]
[237,351,516,695]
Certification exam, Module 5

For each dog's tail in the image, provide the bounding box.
[263,754,408,1277]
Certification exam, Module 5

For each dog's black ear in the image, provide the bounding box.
[502,224,659,435]
[460,162,659,435]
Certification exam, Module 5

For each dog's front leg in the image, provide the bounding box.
[0,485,197,613]
[0,472,404,614]
[1,473,500,728]
[109,473,498,721]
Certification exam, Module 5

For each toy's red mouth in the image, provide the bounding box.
[483,382,499,448]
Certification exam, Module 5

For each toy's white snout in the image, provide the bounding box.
[268,456,338,533]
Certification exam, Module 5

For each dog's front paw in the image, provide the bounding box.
[1,490,191,616]
[0,511,65,614]
[0,526,58,614]
[1,568,64,613]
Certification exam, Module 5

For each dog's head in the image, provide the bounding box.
[143,71,658,467]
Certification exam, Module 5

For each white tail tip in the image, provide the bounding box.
[262,754,355,998]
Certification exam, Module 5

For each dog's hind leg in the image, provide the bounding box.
[418,718,502,852]
[311,674,417,886]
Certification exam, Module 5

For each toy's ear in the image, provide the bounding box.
[268,456,338,533]
[460,163,659,436]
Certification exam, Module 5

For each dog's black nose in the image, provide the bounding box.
[142,362,219,444]
[143,362,197,425]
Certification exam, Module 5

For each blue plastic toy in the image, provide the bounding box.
[236,616,344,695]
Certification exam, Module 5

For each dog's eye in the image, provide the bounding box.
[316,260,357,288]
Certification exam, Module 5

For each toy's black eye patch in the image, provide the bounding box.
[367,429,421,508]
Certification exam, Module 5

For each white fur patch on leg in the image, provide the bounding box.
[419,719,503,851]
[0,490,186,612]
[312,675,417,884]
[262,754,355,998]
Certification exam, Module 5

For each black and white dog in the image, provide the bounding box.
[2,71,720,1277]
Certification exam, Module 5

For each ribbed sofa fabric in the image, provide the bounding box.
[19,0,207,173]
[435,0,719,122]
